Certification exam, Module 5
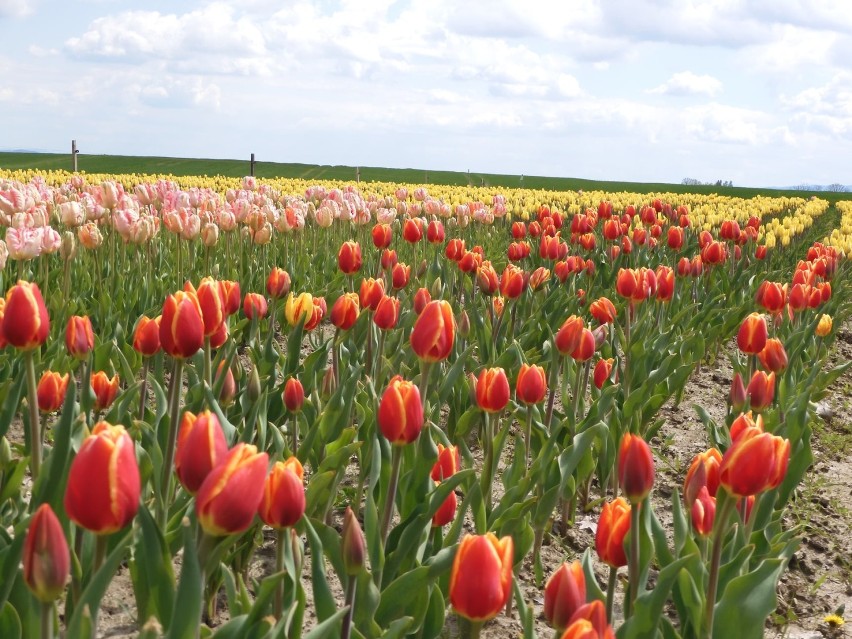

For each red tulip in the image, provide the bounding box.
[410,300,455,362]
[338,240,362,275]
[589,297,617,324]
[499,264,526,299]
[736,312,767,355]
[64,422,140,534]
[683,447,722,508]
[359,278,385,312]
[593,358,614,389]
[391,263,411,290]
[595,498,630,568]
[403,218,422,243]
[667,226,684,250]
[330,293,360,330]
[195,277,225,337]
[175,410,229,494]
[2,281,50,350]
[372,223,392,249]
[432,444,461,481]
[342,506,365,575]
[758,338,788,373]
[719,426,789,497]
[511,221,526,239]
[283,377,304,412]
[516,363,547,404]
[373,295,401,330]
[756,281,786,314]
[445,238,465,261]
[133,315,161,356]
[91,371,119,412]
[266,267,291,299]
[746,370,775,410]
[381,248,398,270]
[555,315,584,355]
[476,367,510,413]
[243,292,268,320]
[219,280,241,316]
[65,315,94,359]
[565,600,615,639]
[477,262,499,295]
[691,486,715,536]
[37,371,69,413]
[23,504,70,603]
[432,486,457,527]
[196,443,269,536]
[160,290,204,359]
[618,433,654,503]
[449,533,514,622]
[544,561,586,632]
[655,266,675,302]
[427,220,445,243]
[413,287,431,315]
[258,457,305,528]
[378,375,423,445]
[570,328,596,362]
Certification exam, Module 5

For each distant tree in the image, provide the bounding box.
[826,183,848,192]
[681,178,702,186]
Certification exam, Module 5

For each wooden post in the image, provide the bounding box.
[356,167,360,183]
[71,140,78,172]
[250,153,256,177]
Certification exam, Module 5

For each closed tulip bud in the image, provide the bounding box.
[38,371,69,413]
[278,378,303,414]
[500,264,526,299]
[175,410,229,494]
[719,426,790,497]
[729,372,747,411]
[246,365,262,402]
[756,281,786,314]
[359,278,385,311]
[618,434,654,503]
[555,314,584,355]
[655,266,675,302]
[544,561,586,632]
[589,297,617,324]
[755,245,767,260]
[258,457,305,528]
[570,328,596,362]
[3,281,50,350]
[64,422,140,534]
[133,315,161,357]
[196,277,225,337]
[431,444,461,481]
[815,314,832,337]
[372,223,392,249]
[219,280,241,316]
[530,266,551,291]
[373,295,400,330]
[337,240,362,275]
[65,315,94,359]
[391,262,411,289]
[736,312,767,355]
[342,506,365,576]
[410,300,455,362]
[691,486,715,536]
[196,443,269,536]
[683,448,722,507]
[595,497,630,568]
[380,248,398,271]
[758,338,787,373]
[243,292,268,320]
[403,218,422,243]
[593,358,614,389]
[160,290,204,359]
[330,293,359,330]
[476,367,510,413]
[449,533,514,622]
[746,370,775,410]
[516,363,547,404]
[566,601,614,639]
[266,267,291,299]
[477,262,499,294]
[378,376,423,445]
[432,486,457,527]
[91,371,119,412]
[667,226,684,250]
[427,220,445,243]
[492,295,505,318]
[0,437,11,470]
[216,361,236,407]
[60,231,76,260]
[457,310,470,338]
[24,504,70,603]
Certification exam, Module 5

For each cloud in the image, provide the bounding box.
[782,72,852,139]
[647,72,723,97]
[0,0,35,18]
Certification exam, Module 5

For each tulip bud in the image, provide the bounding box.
[320,367,336,398]
[196,277,225,337]
[378,376,423,445]
[593,358,614,389]
[555,315,584,355]
[618,434,654,503]
[476,367,510,413]
[410,300,455,362]
[219,280,241,316]
[64,422,141,534]
[0,437,12,470]
[247,365,262,402]
[544,561,586,632]
[432,487,457,527]
[337,241,362,275]
[160,290,204,359]
[816,314,832,337]
[516,363,547,404]
[430,277,442,299]
[91,371,119,412]
[60,231,77,260]
[330,293,360,330]
[458,310,470,338]
[243,292,268,320]
[729,372,747,411]
[373,295,401,330]
[215,361,236,406]
[37,371,69,413]
[24,504,70,603]
[414,287,432,315]
[2,281,50,350]
[66,315,94,359]
[589,297,617,325]
[449,533,514,622]
[342,506,365,576]
[758,338,788,373]
[595,497,630,568]
[736,312,767,355]
[283,377,304,412]
[259,457,305,529]
[431,444,461,481]
[746,370,775,411]
[691,486,715,536]
[174,410,229,495]
[133,315,161,357]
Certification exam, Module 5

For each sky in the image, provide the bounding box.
[1,0,851,187]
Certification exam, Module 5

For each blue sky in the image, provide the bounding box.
[1,0,850,187]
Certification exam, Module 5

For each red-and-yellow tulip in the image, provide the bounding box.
[337,240,362,275]
[65,315,94,359]
[516,363,547,404]
[719,426,789,497]
[373,295,401,330]
[2,281,50,350]
[618,434,654,504]
[391,262,411,289]
[378,375,423,445]
[258,457,305,529]
[758,338,788,373]
[544,561,586,632]
[23,504,70,603]
[359,278,385,312]
[91,371,119,412]
[410,300,454,362]
[449,533,514,622]
[372,223,392,249]
[746,370,775,410]
[283,377,304,412]
[555,315,584,355]
[593,358,614,389]
[37,371,69,413]
[219,280,241,316]
[476,367,510,413]
[133,315,161,357]
[589,297,617,325]
[691,486,715,536]
[266,267,291,299]
[174,410,229,495]
[160,290,204,358]
[243,292,268,320]
[595,498,630,568]
[683,447,722,507]
[431,444,461,481]
[736,312,767,355]
[330,292,360,330]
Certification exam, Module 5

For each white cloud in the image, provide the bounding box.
[0,0,35,18]
[782,73,852,139]
[647,72,723,97]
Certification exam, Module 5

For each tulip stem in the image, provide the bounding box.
[627,500,641,617]
[461,619,483,639]
[159,357,185,529]
[24,349,42,481]
[137,357,150,422]
[341,574,358,639]
[704,493,736,639]
[273,528,286,620]
[380,445,403,544]
[203,336,212,389]
[480,412,495,515]
[544,353,561,432]
[40,602,54,639]
[606,566,618,623]
[524,403,533,469]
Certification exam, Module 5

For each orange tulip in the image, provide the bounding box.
[196,443,269,536]
[2,281,50,350]
[64,422,140,534]
[555,315,584,355]
[37,371,69,413]
[499,264,526,299]
[372,223,392,249]
[758,338,788,373]
[683,448,722,507]
[477,262,499,295]
[431,444,461,481]
[544,561,586,632]
[736,312,767,355]
[746,370,775,410]
[266,267,291,299]
[381,248,398,270]
[283,377,304,412]
[719,426,789,497]
[530,267,551,291]
[219,280,241,316]
[195,277,225,337]
[432,485,457,527]
[756,281,786,314]
[330,292,360,330]
[445,238,465,261]
[449,533,514,622]
[516,363,547,404]
[413,287,431,315]
[618,434,654,503]
[373,295,401,330]
[589,297,617,325]
[23,504,70,603]
[459,250,481,274]
[691,486,715,536]
[65,315,94,359]
[595,498,630,568]
[729,372,747,411]
[378,375,423,445]
[476,367,510,413]
[410,300,455,362]
[391,262,411,289]
[258,457,305,529]
[133,315,161,356]
[160,290,204,359]
[359,278,385,312]
[243,292,268,320]
[174,410,229,495]
[593,358,614,389]
[337,240,362,275]
[91,371,119,412]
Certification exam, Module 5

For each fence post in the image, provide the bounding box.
[250,153,256,177]
[71,140,78,172]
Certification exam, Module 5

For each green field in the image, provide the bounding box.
[3,151,850,202]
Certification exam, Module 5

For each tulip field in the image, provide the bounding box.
[0,168,850,639]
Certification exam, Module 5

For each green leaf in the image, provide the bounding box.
[302,606,350,639]
[374,567,430,627]
[165,522,203,639]
[712,559,787,639]
[616,556,690,639]
[0,602,21,639]
[301,518,336,622]
[132,504,176,629]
